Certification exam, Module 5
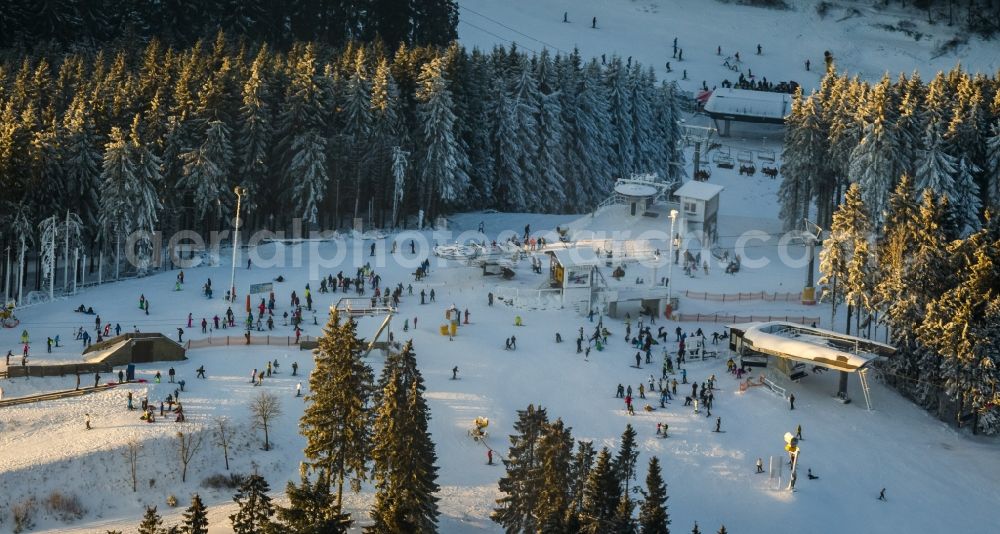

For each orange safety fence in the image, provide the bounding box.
[673,313,820,326]
[683,290,803,303]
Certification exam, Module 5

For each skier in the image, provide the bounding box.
[756,458,764,473]
[250,368,257,384]
[805,59,810,71]
[296,382,302,397]
[430,289,436,302]
[757,43,762,54]
[370,243,376,257]
[168,367,176,383]
[808,468,818,480]
[488,449,494,465]
[878,488,886,501]
[796,424,802,440]
[118,369,124,383]
[789,393,796,410]
[85,413,92,430]
[635,352,641,368]
[563,11,567,22]
[510,335,517,349]
[452,366,459,380]
[591,16,596,28]
[488,292,494,306]
[638,384,645,399]
[715,417,721,432]
[196,366,206,378]
[292,361,298,376]
[616,384,625,398]
[177,328,184,343]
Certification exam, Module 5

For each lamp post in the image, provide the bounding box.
[229,186,245,303]
[667,209,678,302]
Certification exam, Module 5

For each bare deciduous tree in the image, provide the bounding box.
[213,417,233,470]
[250,391,281,451]
[124,438,142,492]
[176,431,204,483]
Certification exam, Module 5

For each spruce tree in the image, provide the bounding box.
[237,45,272,209]
[181,493,209,534]
[849,76,903,229]
[533,418,575,532]
[605,56,635,181]
[300,310,373,521]
[274,469,346,533]
[564,440,596,529]
[638,457,670,534]
[579,447,621,534]
[230,473,275,534]
[613,424,640,497]
[369,342,440,533]
[137,506,163,534]
[416,55,469,218]
[179,119,233,220]
[289,130,329,227]
[492,404,550,532]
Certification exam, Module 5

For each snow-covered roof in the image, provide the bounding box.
[704,88,791,123]
[673,180,724,201]
[614,182,659,198]
[548,247,601,267]
[734,321,896,372]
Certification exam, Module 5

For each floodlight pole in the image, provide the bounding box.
[668,209,678,303]
[229,186,245,303]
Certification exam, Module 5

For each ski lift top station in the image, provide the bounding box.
[703,88,792,136]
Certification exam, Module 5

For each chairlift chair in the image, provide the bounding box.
[737,150,754,164]
[757,149,776,163]
[713,147,734,169]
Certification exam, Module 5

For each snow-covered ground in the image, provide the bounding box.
[3,177,1000,532]
[457,0,1000,96]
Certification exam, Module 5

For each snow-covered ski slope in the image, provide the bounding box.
[3,201,1000,532]
[457,0,1000,94]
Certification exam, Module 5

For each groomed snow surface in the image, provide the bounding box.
[3,187,999,533]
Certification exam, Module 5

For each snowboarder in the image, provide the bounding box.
[756,458,764,473]
[789,393,796,410]
[808,468,818,480]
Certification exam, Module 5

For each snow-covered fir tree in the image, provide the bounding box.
[779,89,821,231]
[604,56,635,181]
[179,119,232,220]
[533,49,567,211]
[415,56,468,219]
[236,45,272,209]
[849,76,904,229]
[533,418,575,532]
[579,447,621,534]
[289,130,328,227]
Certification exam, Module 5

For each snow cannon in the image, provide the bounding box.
[469,417,490,441]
